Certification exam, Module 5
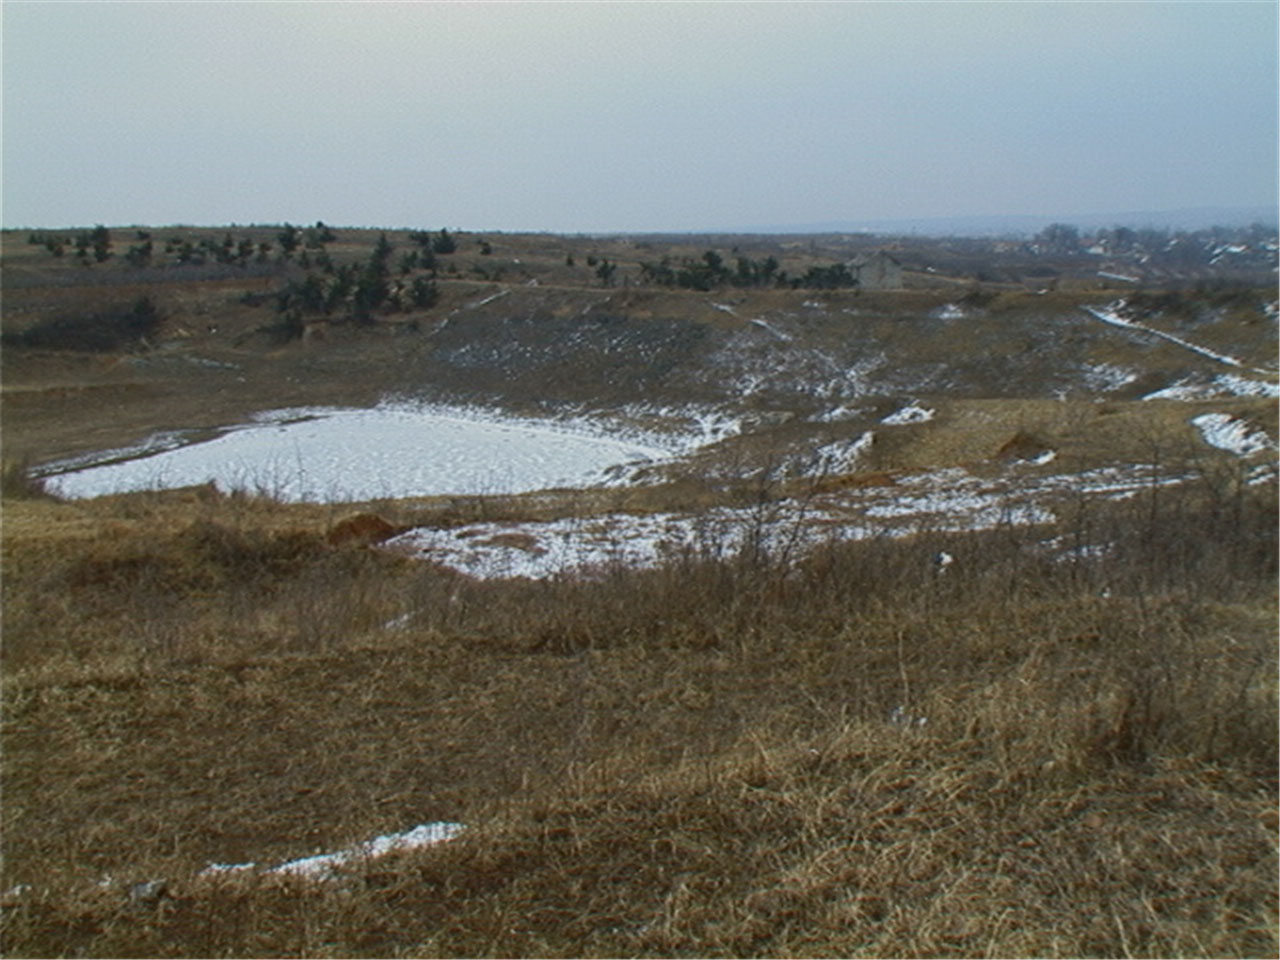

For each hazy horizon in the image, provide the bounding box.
[3,2,1277,233]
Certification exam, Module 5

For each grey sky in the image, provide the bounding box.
[3,1,1276,232]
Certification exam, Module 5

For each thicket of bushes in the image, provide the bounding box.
[0,296,163,352]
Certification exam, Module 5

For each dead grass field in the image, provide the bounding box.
[2,226,1277,957]
[2,472,1276,958]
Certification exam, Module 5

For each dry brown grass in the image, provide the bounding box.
[2,474,1275,958]
[2,227,1276,956]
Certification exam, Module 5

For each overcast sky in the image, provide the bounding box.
[2,1,1276,232]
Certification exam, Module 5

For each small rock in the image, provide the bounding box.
[128,879,168,906]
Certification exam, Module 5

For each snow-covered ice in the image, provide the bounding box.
[41,405,681,502]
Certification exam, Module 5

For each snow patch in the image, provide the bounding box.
[815,404,863,423]
[1082,363,1138,393]
[1083,302,1244,368]
[810,431,875,474]
[748,318,793,342]
[1144,374,1280,401]
[1191,413,1275,456]
[1213,374,1280,398]
[200,822,465,882]
[881,404,935,425]
[388,462,1187,582]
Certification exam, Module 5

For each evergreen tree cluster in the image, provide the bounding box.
[26,221,343,271]
[639,249,858,291]
[267,231,442,338]
[28,225,114,264]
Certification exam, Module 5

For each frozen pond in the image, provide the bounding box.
[41,405,675,502]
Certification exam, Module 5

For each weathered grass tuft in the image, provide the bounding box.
[0,459,53,500]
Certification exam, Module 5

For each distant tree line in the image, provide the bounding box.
[27,225,115,264]
[1030,221,1278,270]
[27,221,341,271]
[638,250,860,291]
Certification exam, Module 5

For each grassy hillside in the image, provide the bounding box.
[2,477,1275,956]
[2,225,1277,957]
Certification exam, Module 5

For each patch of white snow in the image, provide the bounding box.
[1082,363,1138,393]
[43,405,678,503]
[1143,374,1280,401]
[748,318,793,342]
[1191,413,1275,456]
[881,404,935,425]
[200,822,465,883]
[1083,302,1244,368]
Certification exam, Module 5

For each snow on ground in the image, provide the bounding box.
[881,404,935,425]
[706,331,882,402]
[385,462,1201,581]
[200,822,465,882]
[41,405,684,502]
[933,303,966,320]
[812,431,875,474]
[1217,374,1280,398]
[769,431,877,480]
[551,402,744,455]
[1083,302,1244,367]
[1143,374,1280,401]
[1191,413,1275,456]
[815,404,863,423]
[748,317,793,342]
[1081,363,1138,393]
